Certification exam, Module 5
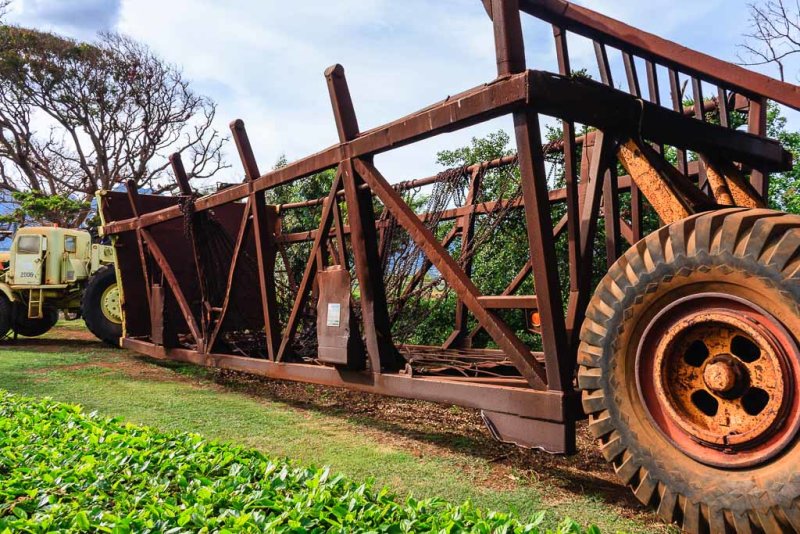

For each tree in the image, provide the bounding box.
[766,103,800,212]
[740,0,800,81]
[0,191,88,227]
[0,26,228,223]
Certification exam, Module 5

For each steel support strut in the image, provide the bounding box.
[492,0,571,392]
[325,65,401,373]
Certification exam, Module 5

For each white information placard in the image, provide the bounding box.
[326,302,341,327]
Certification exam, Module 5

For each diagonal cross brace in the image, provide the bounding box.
[353,157,547,390]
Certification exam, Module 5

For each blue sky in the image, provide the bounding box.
[5,0,799,186]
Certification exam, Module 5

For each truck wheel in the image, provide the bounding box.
[0,294,12,339]
[13,305,58,337]
[578,208,800,533]
[82,265,122,347]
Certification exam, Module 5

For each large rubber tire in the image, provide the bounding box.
[82,265,122,347]
[0,294,12,339]
[13,305,58,337]
[578,208,800,533]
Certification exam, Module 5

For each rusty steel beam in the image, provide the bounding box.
[123,337,579,425]
[467,261,533,344]
[478,296,538,309]
[706,159,766,210]
[543,95,750,156]
[618,138,716,225]
[493,1,571,393]
[528,71,791,172]
[566,131,615,340]
[748,97,770,199]
[516,0,800,110]
[622,52,644,242]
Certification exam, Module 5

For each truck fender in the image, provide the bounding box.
[0,283,16,303]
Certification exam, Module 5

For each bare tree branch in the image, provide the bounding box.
[739,0,800,81]
[0,0,10,22]
[0,26,229,216]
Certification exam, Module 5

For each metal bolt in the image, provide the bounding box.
[704,359,738,394]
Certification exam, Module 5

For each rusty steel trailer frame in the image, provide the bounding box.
[99,0,800,454]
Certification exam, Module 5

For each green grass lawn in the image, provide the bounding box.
[0,322,669,533]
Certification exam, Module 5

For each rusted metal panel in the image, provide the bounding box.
[482,409,575,454]
[316,267,365,369]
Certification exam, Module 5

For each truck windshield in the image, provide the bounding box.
[17,235,40,254]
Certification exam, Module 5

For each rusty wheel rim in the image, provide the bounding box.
[636,292,800,468]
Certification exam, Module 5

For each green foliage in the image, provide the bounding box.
[767,104,800,213]
[435,132,538,347]
[0,391,596,533]
[0,190,89,227]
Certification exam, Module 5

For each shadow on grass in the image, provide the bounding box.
[0,337,111,351]
[130,355,647,517]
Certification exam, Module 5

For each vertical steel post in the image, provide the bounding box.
[669,70,690,176]
[593,43,621,269]
[691,77,710,192]
[445,167,482,349]
[553,25,582,349]
[230,120,281,361]
[325,64,401,373]
[623,52,643,243]
[492,0,570,391]
[748,97,770,201]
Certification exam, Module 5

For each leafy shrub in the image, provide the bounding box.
[0,392,598,533]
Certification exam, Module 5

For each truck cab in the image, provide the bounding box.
[0,226,120,344]
[8,227,92,288]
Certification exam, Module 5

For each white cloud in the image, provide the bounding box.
[7,0,798,184]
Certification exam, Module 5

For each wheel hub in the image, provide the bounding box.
[702,355,744,395]
[637,293,800,468]
[101,284,122,324]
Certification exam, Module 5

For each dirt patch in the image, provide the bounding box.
[3,331,102,352]
[26,354,202,385]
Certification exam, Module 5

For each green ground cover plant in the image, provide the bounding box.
[0,391,597,533]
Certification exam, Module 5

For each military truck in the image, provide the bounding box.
[0,226,121,345]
